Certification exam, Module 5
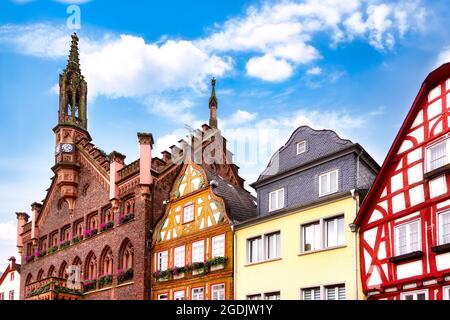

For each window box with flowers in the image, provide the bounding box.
[34,249,47,259]
[119,213,135,225]
[98,274,113,288]
[191,262,208,275]
[170,266,187,280]
[153,269,170,282]
[59,240,71,250]
[72,235,83,244]
[47,246,59,255]
[25,255,34,263]
[82,279,97,293]
[207,256,228,271]
[100,221,114,232]
[117,268,133,284]
[84,228,98,239]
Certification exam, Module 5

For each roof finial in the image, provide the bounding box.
[209,77,218,129]
[66,32,81,72]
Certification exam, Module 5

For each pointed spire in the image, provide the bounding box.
[209,78,218,129]
[57,32,88,130]
[66,32,81,73]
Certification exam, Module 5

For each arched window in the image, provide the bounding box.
[25,273,33,285]
[125,199,135,214]
[104,209,113,223]
[84,252,97,280]
[119,239,134,271]
[100,246,113,276]
[47,265,56,278]
[37,269,44,281]
[59,261,68,279]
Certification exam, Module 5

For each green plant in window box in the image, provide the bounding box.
[207,256,228,267]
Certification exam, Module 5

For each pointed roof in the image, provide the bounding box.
[209,77,218,107]
[65,32,81,74]
[354,63,450,226]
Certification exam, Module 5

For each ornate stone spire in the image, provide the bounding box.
[209,78,218,129]
[58,32,88,130]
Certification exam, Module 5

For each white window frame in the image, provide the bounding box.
[173,290,185,300]
[265,231,281,260]
[400,290,428,300]
[394,219,421,256]
[174,245,185,268]
[264,291,281,300]
[192,287,204,300]
[301,215,346,253]
[269,188,285,212]
[438,210,450,245]
[183,203,195,223]
[425,138,449,173]
[319,169,339,197]
[246,294,262,300]
[247,236,263,264]
[444,286,450,300]
[211,284,225,300]
[192,240,205,263]
[301,286,321,300]
[325,284,346,300]
[247,231,281,264]
[157,293,168,300]
[325,216,345,248]
[212,234,225,258]
[297,141,307,155]
[157,250,168,271]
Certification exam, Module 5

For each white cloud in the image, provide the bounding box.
[246,54,293,82]
[0,24,233,99]
[0,1,427,86]
[437,46,450,66]
[306,66,322,75]
[0,221,16,242]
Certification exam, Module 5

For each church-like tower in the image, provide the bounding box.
[52,33,90,213]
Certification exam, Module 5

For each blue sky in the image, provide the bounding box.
[1,0,450,268]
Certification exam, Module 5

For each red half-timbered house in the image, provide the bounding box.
[354,63,450,300]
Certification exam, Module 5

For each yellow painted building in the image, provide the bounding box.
[234,126,380,300]
[235,194,363,300]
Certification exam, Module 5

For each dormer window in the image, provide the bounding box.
[297,141,307,155]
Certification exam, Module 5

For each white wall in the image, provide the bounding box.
[0,270,21,300]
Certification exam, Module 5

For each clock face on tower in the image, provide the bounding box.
[61,143,74,153]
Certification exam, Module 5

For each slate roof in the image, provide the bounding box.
[203,167,257,223]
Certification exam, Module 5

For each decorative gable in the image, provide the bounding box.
[156,162,227,243]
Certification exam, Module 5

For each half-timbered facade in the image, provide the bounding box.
[355,63,450,300]
[151,160,256,300]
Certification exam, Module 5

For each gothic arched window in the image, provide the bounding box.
[37,269,44,281]
[47,265,56,278]
[59,261,68,279]
[84,252,97,280]
[100,246,113,276]
[119,239,134,271]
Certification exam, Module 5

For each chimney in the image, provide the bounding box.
[108,151,126,200]
[15,212,29,255]
[30,202,42,241]
[8,256,16,269]
[137,132,154,185]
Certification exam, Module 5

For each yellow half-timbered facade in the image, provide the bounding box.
[152,161,256,300]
